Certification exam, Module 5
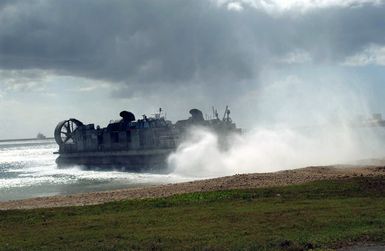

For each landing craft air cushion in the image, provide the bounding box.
[54,107,240,172]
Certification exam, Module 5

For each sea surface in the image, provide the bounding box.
[0,139,191,202]
[2,126,385,202]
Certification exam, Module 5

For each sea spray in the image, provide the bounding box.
[168,76,385,178]
[168,124,385,178]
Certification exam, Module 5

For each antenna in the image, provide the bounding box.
[226,108,231,122]
[212,106,219,120]
[222,105,228,121]
[153,107,163,119]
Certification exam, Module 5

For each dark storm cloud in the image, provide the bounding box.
[0,0,384,88]
[0,0,255,84]
[292,5,385,62]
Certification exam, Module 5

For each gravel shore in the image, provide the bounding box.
[1,165,385,210]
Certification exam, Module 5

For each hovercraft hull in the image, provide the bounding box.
[55,148,174,173]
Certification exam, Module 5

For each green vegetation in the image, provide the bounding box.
[1,177,385,250]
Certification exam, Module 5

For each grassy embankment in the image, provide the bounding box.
[1,177,385,250]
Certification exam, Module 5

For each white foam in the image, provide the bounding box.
[168,126,385,178]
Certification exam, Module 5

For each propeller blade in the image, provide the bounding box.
[61,132,70,137]
[64,122,69,131]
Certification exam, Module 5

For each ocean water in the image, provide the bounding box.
[0,139,191,202]
[2,126,385,202]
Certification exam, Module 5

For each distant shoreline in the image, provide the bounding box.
[0,137,54,143]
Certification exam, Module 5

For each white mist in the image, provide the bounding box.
[168,77,385,178]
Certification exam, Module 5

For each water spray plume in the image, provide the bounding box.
[168,126,385,178]
[169,80,385,178]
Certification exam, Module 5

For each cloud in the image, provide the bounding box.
[0,0,384,141]
[0,0,384,97]
[0,0,256,86]
[0,70,49,92]
[343,44,385,66]
[278,50,312,64]
[215,0,384,13]
[74,82,115,93]
[227,2,244,11]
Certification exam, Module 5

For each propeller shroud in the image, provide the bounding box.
[54,119,83,145]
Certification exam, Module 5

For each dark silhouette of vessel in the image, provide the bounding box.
[36,133,47,139]
[54,107,240,172]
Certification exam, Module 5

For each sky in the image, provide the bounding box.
[0,0,385,139]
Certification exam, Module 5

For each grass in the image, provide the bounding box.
[1,177,385,250]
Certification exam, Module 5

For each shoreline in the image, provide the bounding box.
[0,137,54,143]
[1,165,385,210]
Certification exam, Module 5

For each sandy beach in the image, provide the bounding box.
[1,165,385,210]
